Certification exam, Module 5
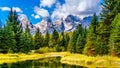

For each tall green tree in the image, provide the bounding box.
[67,31,77,53]
[19,24,33,53]
[64,33,70,51]
[100,0,119,21]
[33,28,44,49]
[50,29,59,47]
[75,34,83,53]
[56,32,66,52]
[4,20,16,53]
[1,9,23,53]
[96,0,120,55]
[67,24,83,53]
[109,13,120,57]
[84,13,98,56]
[6,9,22,53]
[43,31,50,47]
[75,27,87,54]
[59,32,65,47]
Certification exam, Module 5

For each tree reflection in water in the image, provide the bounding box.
[0,57,85,68]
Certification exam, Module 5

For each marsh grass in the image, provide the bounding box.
[0,52,120,67]
[61,53,120,68]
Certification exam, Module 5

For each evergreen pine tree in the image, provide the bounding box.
[75,34,83,53]
[59,32,65,47]
[96,0,120,55]
[19,24,32,53]
[5,9,23,53]
[2,9,21,53]
[76,27,87,54]
[67,31,77,53]
[50,29,59,47]
[67,24,83,53]
[64,33,70,51]
[100,0,118,21]
[56,32,66,51]
[4,21,16,53]
[84,13,98,56]
[43,31,50,47]
[33,28,44,49]
[109,13,120,57]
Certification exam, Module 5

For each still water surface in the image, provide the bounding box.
[0,57,85,68]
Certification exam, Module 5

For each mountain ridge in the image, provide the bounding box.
[18,14,92,34]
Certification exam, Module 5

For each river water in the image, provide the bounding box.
[0,57,85,68]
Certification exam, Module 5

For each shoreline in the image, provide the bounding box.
[0,52,120,67]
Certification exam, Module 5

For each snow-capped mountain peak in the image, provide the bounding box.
[18,14,36,34]
[18,14,92,34]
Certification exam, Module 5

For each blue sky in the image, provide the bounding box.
[0,0,103,25]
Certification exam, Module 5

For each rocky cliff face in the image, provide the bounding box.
[53,18,65,32]
[18,14,36,34]
[35,17,54,34]
[18,14,92,34]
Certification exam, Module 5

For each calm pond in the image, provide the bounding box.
[0,57,85,68]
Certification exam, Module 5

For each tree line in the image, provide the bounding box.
[0,0,120,57]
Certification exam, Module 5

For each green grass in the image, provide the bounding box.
[0,52,120,68]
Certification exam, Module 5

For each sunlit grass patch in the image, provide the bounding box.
[61,53,120,67]
[0,52,69,64]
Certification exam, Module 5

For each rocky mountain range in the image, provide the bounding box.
[18,14,92,34]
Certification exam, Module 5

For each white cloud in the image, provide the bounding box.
[12,7,23,12]
[34,6,49,18]
[31,14,34,17]
[34,15,40,19]
[0,7,23,13]
[52,0,102,20]
[0,7,10,11]
[31,14,40,19]
[40,0,56,8]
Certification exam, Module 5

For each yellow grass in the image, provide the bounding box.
[0,52,120,68]
[0,52,69,64]
[61,53,120,68]
[0,53,45,64]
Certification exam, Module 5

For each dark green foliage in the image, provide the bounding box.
[59,32,66,47]
[4,9,23,53]
[67,24,84,53]
[33,28,44,49]
[75,34,83,53]
[55,44,61,52]
[97,0,120,56]
[95,0,120,56]
[19,32,31,53]
[43,31,50,47]
[67,31,78,53]
[84,13,98,56]
[3,22,16,53]
[109,13,120,57]
[19,25,33,53]
[100,0,119,21]
[0,29,8,53]
[52,29,59,41]
[56,32,66,52]
[51,29,59,47]
[64,33,70,51]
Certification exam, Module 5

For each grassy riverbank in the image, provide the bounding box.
[61,53,120,68]
[0,52,68,64]
[0,52,120,67]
